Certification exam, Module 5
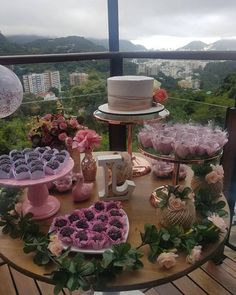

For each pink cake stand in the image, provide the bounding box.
[0,158,74,220]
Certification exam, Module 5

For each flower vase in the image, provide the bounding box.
[156,198,196,230]
[191,175,223,200]
[69,148,81,174]
[81,150,97,182]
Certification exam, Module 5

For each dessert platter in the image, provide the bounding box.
[49,201,129,254]
[0,147,74,219]
[138,122,227,185]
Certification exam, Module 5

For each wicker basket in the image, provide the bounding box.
[156,198,196,230]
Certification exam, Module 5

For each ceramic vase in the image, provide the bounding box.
[69,148,81,173]
[81,150,97,182]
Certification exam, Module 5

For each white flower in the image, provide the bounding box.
[48,234,63,257]
[186,245,202,264]
[157,252,178,269]
[208,213,227,232]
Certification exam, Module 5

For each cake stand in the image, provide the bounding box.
[94,106,169,177]
[0,158,74,220]
[139,146,223,206]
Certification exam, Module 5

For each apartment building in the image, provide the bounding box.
[69,72,89,86]
[23,71,61,94]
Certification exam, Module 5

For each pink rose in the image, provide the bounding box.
[69,118,79,129]
[157,252,178,269]
[153,89,168,103]
[212,164,224,178]
[208,213,227,232]
[168,195,186,211]
[205,171,220,184]
[59,122,67,130]
[65,136,73,147]
[48,235,63,257]
[43,114,52,121]
[58,132,67,141]
[186,245,202,264]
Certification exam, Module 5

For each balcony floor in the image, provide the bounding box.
[0,246,235,295]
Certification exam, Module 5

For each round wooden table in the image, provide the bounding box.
[0,153,230,292]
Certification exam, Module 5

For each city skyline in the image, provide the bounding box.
[1,0,236,50]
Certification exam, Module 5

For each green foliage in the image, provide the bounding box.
[195,192,227,217]
[0,187,21,215]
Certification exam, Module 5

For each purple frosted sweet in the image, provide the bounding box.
[12,154,25,162]
[83,209,95,221]
[35,146,50,155]
[106,201,121,211]
[109,209,124,217]
[56,150,70,160]
[152,160,173,178]
[0,158,11,165]
[59,226,76,245]
[75,218,90,230]
[53,155,66,166]
[96,212,109,223]
[25,151,39,160]
[22,148,33,155]
[51,216,69,232]
[30,165,45,180]
[9,150,22,159]
[13,159,27,168]
[89,232,110,250]
[29,160,44,168]
[67,211,83,224]
[93,201,106,212]
[45,160,60,175]
[137,130,154,148]
[107,226,125,243]
[41,154,53,162]
[13,165,30,180]
[108,216,127,230]
[0,154,10,161]
[0,164,11,179]
[72,230,90,248]
[91,221,107,233]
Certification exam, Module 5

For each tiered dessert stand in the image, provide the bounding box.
[139,146,223,185]
[94,103,169,177]
[139,145,223,206]
[0,158,74,220]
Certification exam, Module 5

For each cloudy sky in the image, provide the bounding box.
[1,0,236,49]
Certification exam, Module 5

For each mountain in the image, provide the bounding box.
[209,39,236,50]
[7,34,47,44]
[89,38,146,51]
[25,36,107,54]
[178,41,208,51]
[0,33,30,55]
[178,39,236,51]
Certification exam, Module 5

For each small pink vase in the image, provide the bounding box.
[81,150,97,182]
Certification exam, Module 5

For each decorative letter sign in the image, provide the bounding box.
[97,154,135,200]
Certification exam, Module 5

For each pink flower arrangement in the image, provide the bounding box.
[71,129,102,153]
[156,252,178,269]
[27,113,85,150]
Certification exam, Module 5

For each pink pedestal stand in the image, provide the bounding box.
[0,158,74,220]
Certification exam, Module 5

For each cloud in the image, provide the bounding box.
[1,0,236,49]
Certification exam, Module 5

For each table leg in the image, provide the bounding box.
[172,163,180,185]
[22,183,60,220]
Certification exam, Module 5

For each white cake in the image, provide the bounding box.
[107,76,154,112]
